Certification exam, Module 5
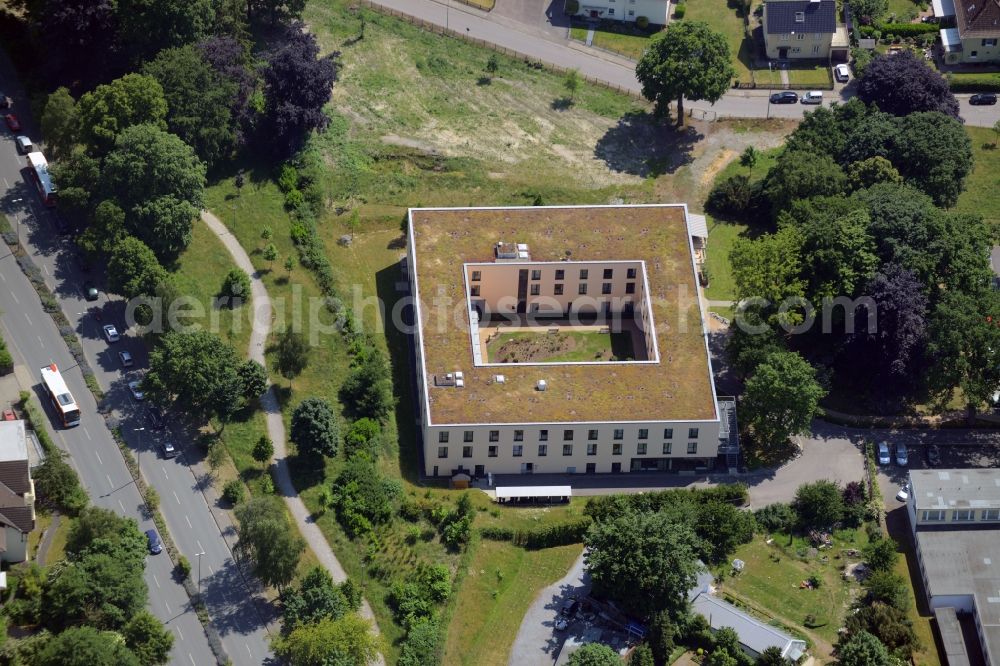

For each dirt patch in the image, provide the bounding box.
[701,148,737,187]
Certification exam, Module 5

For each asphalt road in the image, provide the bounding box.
[0,53,272,664]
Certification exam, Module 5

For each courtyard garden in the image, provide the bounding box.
[486,329,636,363]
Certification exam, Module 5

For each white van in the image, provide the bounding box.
[801,91,823,105]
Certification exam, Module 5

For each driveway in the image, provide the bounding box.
[509,551,589,666]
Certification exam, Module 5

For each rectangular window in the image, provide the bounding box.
[488,445,498,458]
[791,47,801,53]
[625,282,635,294]
[794,11,805,21]
[489,430,499,442]
[628,9,635,16]
[638,429,648,440]
[780,33,789,41]
[471,285,481,297]
[531,269,541,280]
[687,442,698,454]
[563,444,573,456]
[463,431,474,442]
[538,444,548,457]
[663,442,672,455]
[984,38,998,46]
[982,509,1000,520]
[811,44,819,54]
[437,446,448,458]
[555,269,564,280]
[471,270,481,281]
[688,428,699,439]
[613,429,624,440]
[539,429,549,441]
[554,284,564,295]
[563,429,574,441]
[530,284,540,296]
[513,445,523,457]
[613,443,622,455]
[602,283,612,295]
[603,268,613,279]
[588,429,599,440]
[971,50,979,58]
[587,443,597,456]
[439,431,449,443]
[921,510,944,521]
[637,442,647,455]
[579,269,589,280]
[953,509,974,521]
[627,268,637,279]
[514,430,524,442]
[463,446,473,458]
[578,283,588,295]
[796,33,805,40]
[608,7,614,14]
[663,428,673,439]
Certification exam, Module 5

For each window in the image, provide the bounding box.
[489,430,499,442]
[538,444,548,457]
[555,269,564,280]
[607,7,614,14]
[663,428,674,439]
[794,11,805,21]
[625,282,635,294]
[982,509,1000,521]
[514,430,524,441]
[628,9,635,15]
[602,283,612,295]
[627,268,637,279]
[513,445,523,457]
[530,284,540,296]
[688,428,699,439]
[463,431,474,442]
[791,47,801,53]
[796,33,805,40]
[953,509,974,521]
[971,50,980,58]
[554,284,564,296]
[663,442,672,455]
[437,446,448,458]
[812,45,819,54]
[463,446,473,458]
[563,429,574,441]
[984,38,998,46]
[563,444,573,456]
[687,442,698,454]
[780,33,789,41]
[579,269,589,280]
[603,268,613,279]
[578,283,588,295]
[638,429,648,440]
[637,443,647,455]
[588,429,598,440]
[613,429,624,440]
[471,285,480,297]
[921,510,944,522]
[531,269,541,280]
[471,270,481,281]
[439,431,449,443]
[539,429,549,441]
[612,443,622,455]
[587,443,597,456]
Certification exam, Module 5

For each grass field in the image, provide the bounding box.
[678,0,754,83]
[486,329,634,363]
[569,22,660,60]
[786,64,832,86]
[956,127,1000,229]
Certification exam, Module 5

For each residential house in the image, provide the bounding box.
[0,420,35,564]
[939,0,1000,63]
[763,0,849,60]
[570,0,669,25]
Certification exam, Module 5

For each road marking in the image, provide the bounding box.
[118,499,125,513]
[173,490,180,505]
[208,564,214,575]
[164,600,171,614]
[176,627,184,641]
[83,427,91,441]
[22,312,29,324]
[162,467,168,479]
[9,291,17,304]
[36,335,43,348]
[185,515,192,529]
[246,643,252,658]
[0,272,5,282]
[152,574,160,589]
[105,474,113,488]
[188,654,195,666]
[2,177,7,187]
[94,450,102,464]
[42,264,48,275]
[197,540,203,553]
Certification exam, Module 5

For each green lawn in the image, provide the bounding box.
[569,22,661,60]
[956,127,1000,229]
[886,0,924,21]
[678,0,754,83]
[786,64,832,87]
[486,329,634,363]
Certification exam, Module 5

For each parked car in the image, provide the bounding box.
[145,529,163,554]
[83,282,99,301]
[927,444,942,467]
[801,91,823,104]
[896,483,910,502]
[878,441,891,465]
[970,93,998,105]
[102,324,120,342]
[769,91,798,104]
[128,380,145,401]
[14,135,32,154]
[5,114,21,131]
[896,443,909,466]
[146,406,166,430]
[161,440,179,459]
[119,351,133,367]
[834,64,850,82]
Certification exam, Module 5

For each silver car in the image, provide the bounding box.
[896,443,908,466]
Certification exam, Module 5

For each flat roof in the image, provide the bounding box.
[692,593,806,659]
[0,421,27,463]
[495,486,572,499]
[934,607,971,666]
[909,469,1000,511]
[408,205,717,425]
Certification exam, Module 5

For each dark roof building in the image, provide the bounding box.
[765,0,837,34]
[956,0,1000,38]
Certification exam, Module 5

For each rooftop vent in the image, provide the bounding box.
[794,11,805,21]
[536,379,547,391]
[496,241,518,259]
[494,374,506,384]
[434,371,465,388]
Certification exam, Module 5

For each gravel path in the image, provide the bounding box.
[201,211,386,664]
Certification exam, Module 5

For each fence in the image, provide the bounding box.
[453,0,495,9]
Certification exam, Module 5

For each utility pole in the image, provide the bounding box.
[11,198,22,247]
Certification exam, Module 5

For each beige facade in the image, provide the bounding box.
[573,0,669,24]
[763,29,835,59]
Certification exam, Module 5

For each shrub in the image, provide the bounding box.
[0,347,12,375]
[222,479,246,505]
[636,15,650,29]
[754,502,796,532]
[219,268,251,303]
[565,0,580,13]
[674,3,686,18]
[284,188,304,209]
[277,163,299,193]
[876,21,938,36]
[176,555,191,579]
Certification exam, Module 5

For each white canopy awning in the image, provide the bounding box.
[941,27,962,51]
[933,0,956,17]
[495,485,572,499]
[687,212,709,240]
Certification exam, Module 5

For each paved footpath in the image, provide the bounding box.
[201,211,386,664]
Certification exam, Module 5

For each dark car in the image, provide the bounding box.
[83,281,99,301]
[145,529,163,555]
[146,406,166,430]
[4,114,20,131]
[970,93,998,105]
[161,441,179,459]
[769,91,798,104]
[927,444,942,467]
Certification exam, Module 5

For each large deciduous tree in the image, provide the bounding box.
[765,150,847,216]
[199,35,260,146]
[793,480,845,530]
[857,51,959,118]
[730,227,805,325]
[234,496,305,593]
[290,397,340,458]
[248,0,306,25]
[40,87,79,160]
[38,0,123,88]
[116,0,213,65]
[857,264,928,390]
[892,112,973,207]
[272,614,382,666]
[836,630,902,666]
[107,236,169,300]
[742,351,826,448]
[636,21,734,125]
[850,0,889,22]
[281,566,352,632]
[567,643,622,666]
[144,330,245,419]
[76,74,168,154]
[36,625,141,666]
[122,610,174,665]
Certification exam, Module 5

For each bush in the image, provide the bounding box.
[876,21,938,36]
[219,268,251,304]
[674,3,686,18]
[636,15,650,29]
[565,0,580,13]
[478,519,590,548]
[754,502,796,532]
[176,555,191,579]
[222,479,246,505]
[277,163,299,193]
[947,73,1000,92]
[284,188,304,209]
[0,347,12,375]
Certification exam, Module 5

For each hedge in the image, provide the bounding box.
[479,518,591,548]
[947,73,1000,92]
[876,22,938,37]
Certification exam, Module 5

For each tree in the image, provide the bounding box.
[143,45,238,166]
[261,225,273,245]
[234,496,305,593]
[284,255,295,277]
[563,68,581,102]
[756,646,788,665]
[850,0,888,21]
[485,53,500,79]
[41,87,78,159]
[567,642,621,666]
[122,610,174,665]
[629,643,655,666]
[116,0,213,64]
[398,618,442,666]
[36,626,141,666]
[272,614,382,666]
[275,328,310,384]
[742,352,825,448]
[585,511,703,619]
[863,537,900,572]
[199,35,259,146]
[102,124,206,259]
[107,236,168,300]
[694,500,755,564]
[860,264,928,388]
[837,630,900,666]
[261,23,339,157]
[857,51,959,119]
[340,347,394,420]
[330,453,402,530]
[994,118,1000,147]
[844,602,918,658]
[282,566,351,631]
[765,150,847,216]
[79,199,128,254]
[238,360,268,402]
[38,0,124,90]
[65,506,147,568]
[43,552,147,630]
[793,480,845,530]
[893,112,973,207]
[248,0,307,25]
[144,330,244,419]
[290,397,340,458]
[862,570,910,610]
[262,242,278,269]
[77,74,168,154]
[846,156,902,191]
[344,417,382,458]
[648,611,676,664]
[33,450,88,514]
[636,21,734,125]
[712,627,753,666]
[50,148,101,222]
[252,435,274,467]
[739,145,760,180]
[220,267,251,304]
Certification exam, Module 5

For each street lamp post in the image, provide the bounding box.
[133,427,145,485]
[10,198,22,246]
[196,550,206,593]
[766,61,773,119]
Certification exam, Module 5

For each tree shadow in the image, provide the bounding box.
[551,97,574,111]
[477,76,492,86]
[594,111,701,177]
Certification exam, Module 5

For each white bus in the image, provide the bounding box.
[40,364,80,427]
[26,151,56,207]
